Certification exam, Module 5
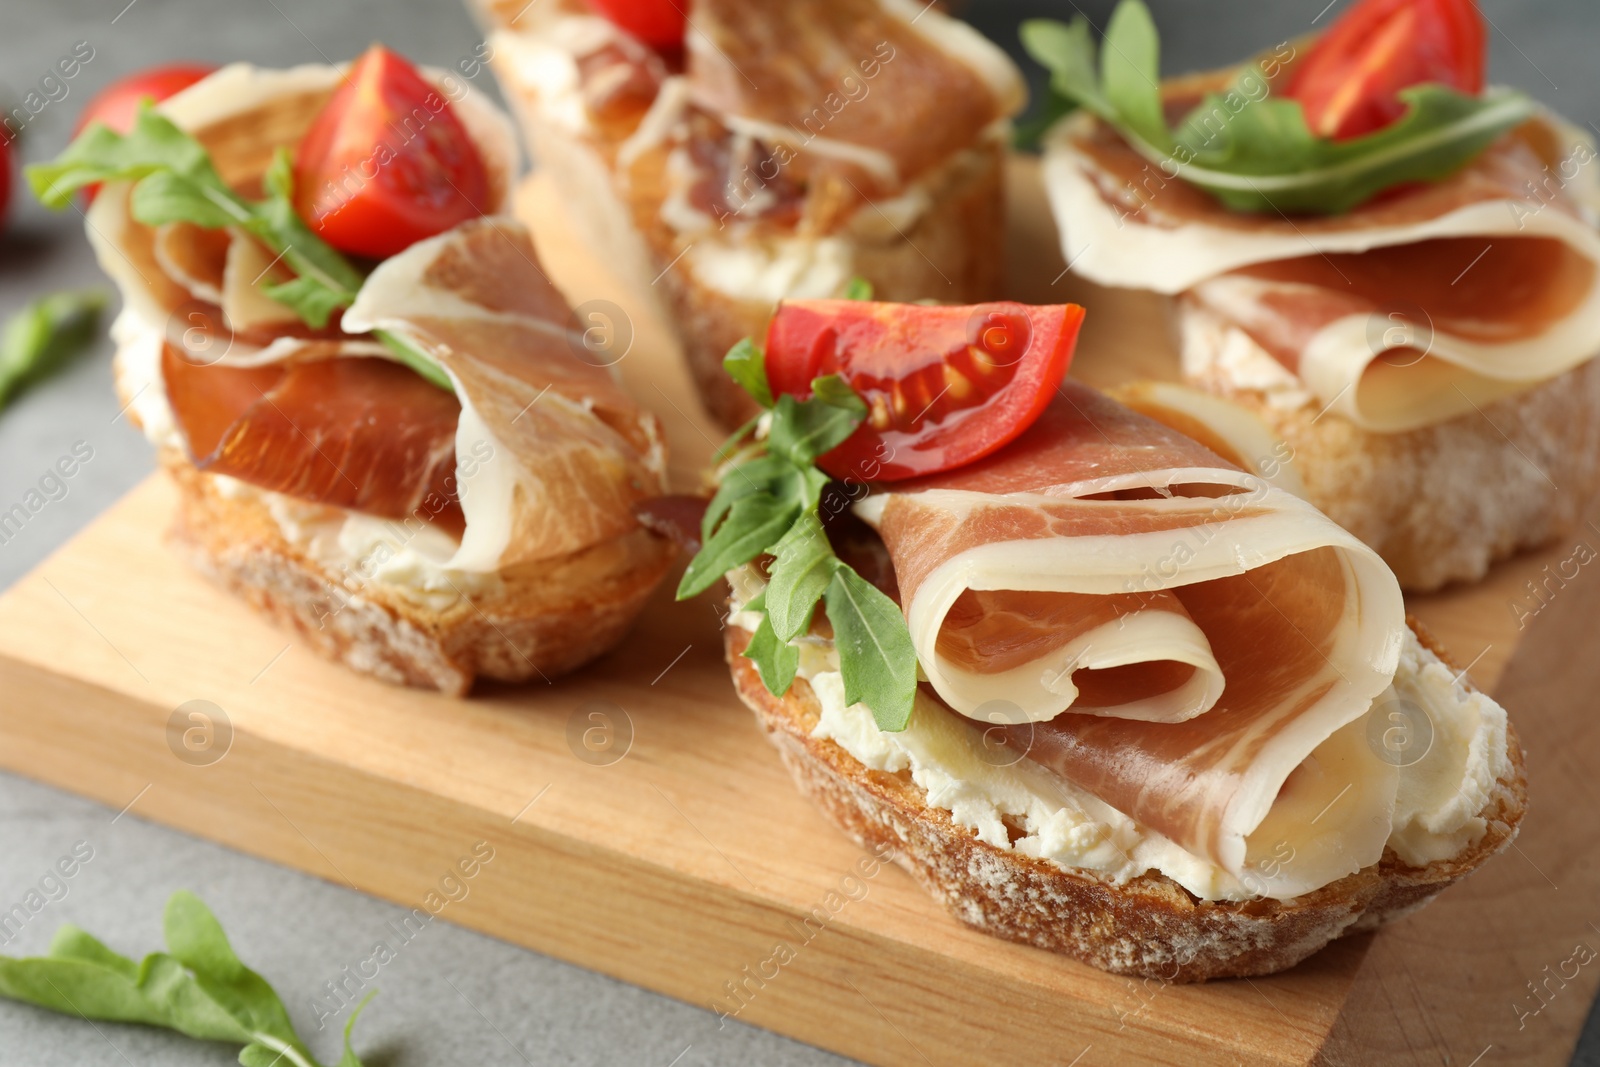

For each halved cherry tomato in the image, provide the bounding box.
[293,45,489,260]
[765,300,1085,482]
[586,0,685,51]
[1287,0,1485,140]
[74,62,217,203]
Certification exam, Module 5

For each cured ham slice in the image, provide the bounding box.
[855,382,1406,896]
[88,62,668,571]
[1043,98,1600,430]
[344,216,668,570]
[162,345,467,536]
[686,0,1022,194]
[84,61,520,359]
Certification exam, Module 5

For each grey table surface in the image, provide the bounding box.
[1,1,1598,1064]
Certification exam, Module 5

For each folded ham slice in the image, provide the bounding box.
[161,345,467,536]
[85,62,521,361]
[1043,98,1600,431]
[344,217,668,570]
[854,382,1407,896]
[687,0,1022,197]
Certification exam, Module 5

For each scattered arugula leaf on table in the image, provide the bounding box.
[0,890,373,1067]
[0,289,106,412]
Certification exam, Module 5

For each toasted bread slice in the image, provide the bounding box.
[1178,304,1600,592]
[725,621,1526,982]
[165,456,675,695]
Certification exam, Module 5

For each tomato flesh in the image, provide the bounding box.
[765,301,1085,482]
[294,46,490,260]
[74,63,217,203]
[586,0,685,51]
[1287,0,1485,140]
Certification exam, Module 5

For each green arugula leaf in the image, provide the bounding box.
[677,492,800,599]
[27,109,224,207]
[0,892,369,1067]
[260,276,353,333]
[249,150,366,306]
[842,276,874,301]
[0,953,248,1042]
[336,990,378,1067]
[765,513,843,643]
[1021,0,1537,214]
[683,341,919,728]
[163,891,302,1050]
[825,567,919,732]
[743,612,800,695]
[47,926,138,976]
[1098,0,1171,152]
[126,169,243,229]
[767,375,866,468]
[701,455,801,541]
[377,331,456,393]
[28,107,454,391]
[723,337,773,409]
[0,289,107,411]
[1020,17,1108,123]
[1177,84,1538,214]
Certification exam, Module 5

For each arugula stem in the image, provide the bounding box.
[250,1033,318,1067]
[376,330,455,392]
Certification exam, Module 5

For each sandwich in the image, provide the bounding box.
[1028,0,1600,590]
[29,50,673,694]
[472,0,1026,427]
[653,297,1526,980]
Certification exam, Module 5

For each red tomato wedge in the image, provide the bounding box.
[1287,0,1486,140]
[586,0,685,51]
[294,46,490,260]
[765,300,1086,482]
[74,62,216,203]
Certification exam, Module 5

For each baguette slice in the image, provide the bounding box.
[163,454,675,696]
[1178,303,1600,591]
[726,620,1526,982]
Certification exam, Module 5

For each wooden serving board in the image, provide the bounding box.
[1,159,1597,1067]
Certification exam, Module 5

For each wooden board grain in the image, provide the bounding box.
[0,157,1593,1067]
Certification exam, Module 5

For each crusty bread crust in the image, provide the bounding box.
[725,621,1526,981]
[165,457,676,696]
[1179,308,1600,591]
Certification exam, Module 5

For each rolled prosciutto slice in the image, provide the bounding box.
[1044,91,1600,431]
[855,382,1407,896]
